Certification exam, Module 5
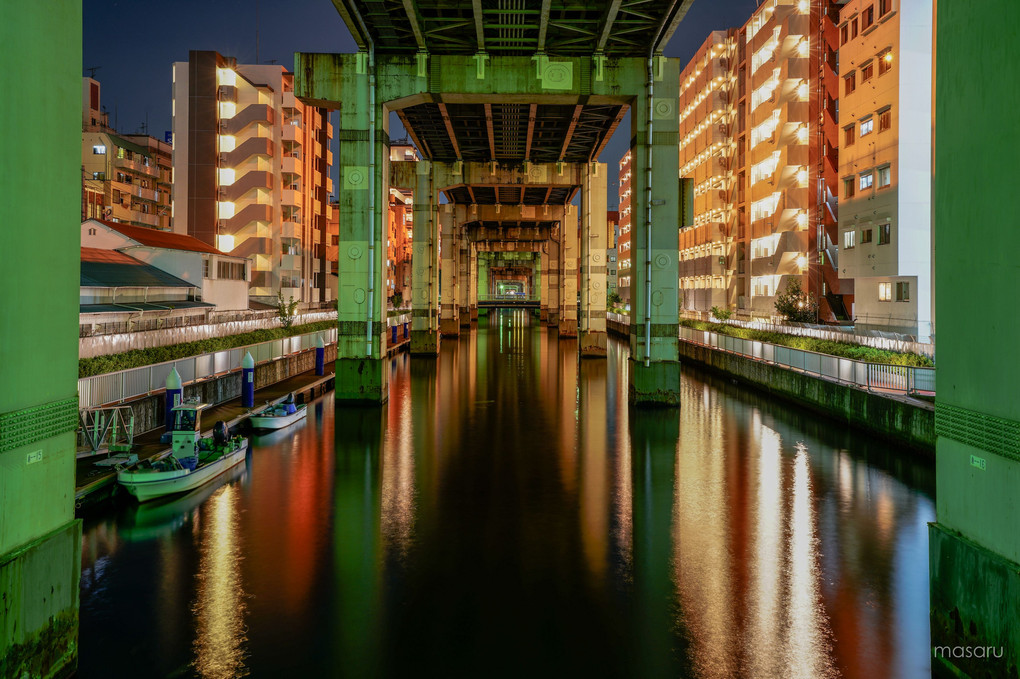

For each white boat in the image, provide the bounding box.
[249,397,307,431]
[118,402,248,503]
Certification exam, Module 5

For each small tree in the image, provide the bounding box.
[774,278,818,323]
[710,305,732,321]
[390,291,404,309]
[607,290,622,308]
[276,289,299,329]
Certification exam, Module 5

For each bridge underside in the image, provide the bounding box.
[300,0,695,404]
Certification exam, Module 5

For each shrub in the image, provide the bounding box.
[710,305,732,321]
[774,278,818,323]
[79,320,336,378]
[679,318,933,367]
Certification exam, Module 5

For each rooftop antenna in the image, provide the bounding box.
[85,66,101,79]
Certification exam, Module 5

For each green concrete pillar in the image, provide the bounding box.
[580,162,608,357]
[440,205,460,337]
[332,53,389,403]
[628,57,682,406]
[930,3,1020,676]
[0,4,82,677]
[411,161,439,354]
[559,204,579,337]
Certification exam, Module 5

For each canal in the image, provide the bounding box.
[78,309,935,678]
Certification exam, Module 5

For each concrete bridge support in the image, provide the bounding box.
[558,205,579,338]
[0,5,82,677]
[580,163,608,357]
[929,3,1020,677]
[628,58,682,405]
[546,227,562,328]
[457,218,471,328]
[411,161,441,355]
[539,250,550,322]
[439,205,460,337]
[469,246,479,323]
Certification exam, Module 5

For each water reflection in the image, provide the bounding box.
[77,311,935,679]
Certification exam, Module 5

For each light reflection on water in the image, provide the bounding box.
[78,309,935,678]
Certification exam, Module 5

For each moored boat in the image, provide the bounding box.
[118,401,248,502]
[249,396,307,431]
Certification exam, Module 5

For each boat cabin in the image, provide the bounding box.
[170,401,208,458]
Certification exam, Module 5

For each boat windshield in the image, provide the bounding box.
[172,409,199,432]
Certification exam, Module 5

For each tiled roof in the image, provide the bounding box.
[81,247,140,265]
[91,219,225,255]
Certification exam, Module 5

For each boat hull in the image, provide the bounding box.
[249,405,307,431]
[118,442,249,502]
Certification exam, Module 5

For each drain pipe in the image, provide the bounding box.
[644,0,682,368]
[346,5,377,358]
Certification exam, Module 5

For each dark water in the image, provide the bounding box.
[79,309,935,678]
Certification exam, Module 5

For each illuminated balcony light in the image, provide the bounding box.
[796,254,808,270]
[797,38,809,57]
[218,168,235,186]
[797,168,809,186]
[796,210,809,228]
[796,124,809,144]
[217,201,235,219]
[797,81,809,101]
[218,135,236,152]
[218,101,236,119]
[217,234,235,252]
[217,67,237,87]
[798,0,809,14]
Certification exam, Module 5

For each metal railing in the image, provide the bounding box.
[679,325,935,395]
[78,328,338,410]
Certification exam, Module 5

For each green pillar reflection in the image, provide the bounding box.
[332,407,385,675]
[629,407,684,678]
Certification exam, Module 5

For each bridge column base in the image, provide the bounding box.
[440,319,461,337]
[459,307,471,328]
[470,307,478,323]
[579,330,607,357]
[546,310,560,327]
[539,306,548,322]
[628,358,681,406]
[336,357,388,404]
[411,330,439,355]
[558,319,577,338]
[929,522,1020,678]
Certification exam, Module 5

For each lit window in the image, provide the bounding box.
[844,229,856,249]
[877,165,891,188]
[878,282,891,301]
[879,50,893,75]
[92,144,107,155]
[879,223,891,244]
[859,172,873,190]
[860,118,874,136]
[879,108,892,131]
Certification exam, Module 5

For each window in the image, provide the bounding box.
[203,258,211,278]
[844,125,855,146]
[879,223,891,244]
[860,117,874,136]
[840,23,849,45]
[879,107,891,131]
[851,17,859,38]
[879,0,892,17]
[92,144,106,155]
[844,72,856,95]
[896,281,910,301]
[877,165,891,188]
[218,261,246,280]
[859,172,873,190]
[861,61,874,81]
[861,228,873,243]
[879,49,893,75]
[843,177,856,198]
[862,5,875,29]
[844,229,856,249]
[88,227,97,236]
[878,282,891,301]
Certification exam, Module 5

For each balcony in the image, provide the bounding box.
[219,170,273,203]
[220,104,274,136]
[220,136,273,167]
[224,202,273,230]
[114,156,159,177]
[280,253,301,272]
[217,85,238,103]
[128,212,160,228]
[281,124,301,143]
[282,91,297,110]
[280,155,301,175]
[679,254,727,278]
[111,180,158,203]
[281,221,301,239]
[281,188,302,207]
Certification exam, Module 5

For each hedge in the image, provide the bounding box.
[679,319,934,367]
[79,320,337,378]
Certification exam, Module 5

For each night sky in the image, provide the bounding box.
[84,0,759,206]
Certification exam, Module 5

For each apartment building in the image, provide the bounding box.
[837,0,932,340]
[172,51,334,305]
[607,210,620,294]
[617,150,633,304]
[678,0,846,322]
[388,143,418,304]
[82,78,173,231]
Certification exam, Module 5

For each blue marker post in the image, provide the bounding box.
[241,351,255,408]
[165,366,183,432]
[315,334,325,376]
